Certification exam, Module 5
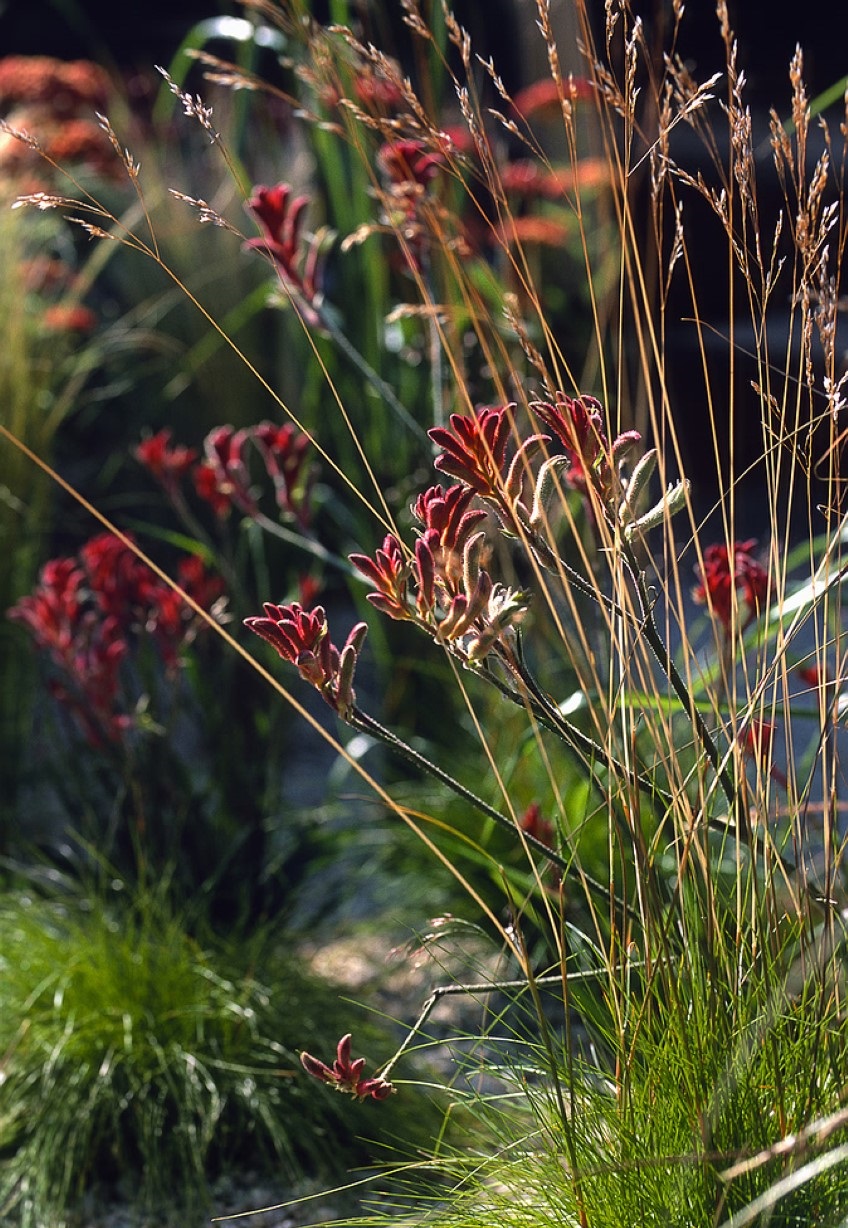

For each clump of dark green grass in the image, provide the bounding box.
[0,883,425,1227]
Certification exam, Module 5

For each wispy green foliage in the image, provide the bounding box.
[0,884,422,1226]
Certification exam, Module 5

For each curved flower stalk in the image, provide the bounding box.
[242,598,620,890]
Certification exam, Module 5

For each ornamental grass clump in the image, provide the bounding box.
[2,1,848,1226]
[0,885,420,1227]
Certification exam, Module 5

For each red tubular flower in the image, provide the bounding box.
[176,555,226,613]
[412,483,488,594]
[0,55,110,112]
[144,585,185,672]
[193,463,231,517]
[795,662,837,696]
[531,392,640,505]
[429,406,513,502]
[244,603,367,717]
[42,303,98,333]
[429,407,548,533]
[300,1034,394,1102]
[244,184,324,323]
[519,802,555,848]
[352,518,527,664]
[500,159,610,202]
[354,72,404,111]
[80,532,154,625]
[350,534,413,620]
[194,426,258,518]
[8,557,130,746]
[692,540,769,634]
[374,139,446,274]
[135,429,198,499]
[740,719,788,788]
[245,183,308,274]
[145,557,225,672]
[512,75,593,119]
[9,534,225,742]
[378,138,444,188]
[251,421,313,525]
[297,573,323,609]
[56,613,131,746]
[797,664,823,688]
[44,118,118,178]
[413,483,486,547]
[7,558,86,657]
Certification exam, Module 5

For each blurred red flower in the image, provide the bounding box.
[693,540,769,634]
[42,303,97,333]
[135,429,198,500]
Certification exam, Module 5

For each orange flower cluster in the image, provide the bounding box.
[0,56,110,112]
[0,54,119,185]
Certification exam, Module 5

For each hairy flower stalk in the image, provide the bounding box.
[242,599,623,900]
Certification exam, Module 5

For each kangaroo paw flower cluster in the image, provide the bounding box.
[351,479,530,665]
[248,393,690,688]
[244,183,327,325]
[692,539,769,634]
[243,603,367,718]
[137,421,315,526]
[8,533,225,745]
[300,1034,394,1102]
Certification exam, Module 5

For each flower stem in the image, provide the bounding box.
[316,306,430,444]
[348,704,628,913]
[621,540,748,835]
[493,646,674,816]
[252,511,362,579]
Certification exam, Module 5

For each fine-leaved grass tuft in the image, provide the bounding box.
[0,883,425,1226]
